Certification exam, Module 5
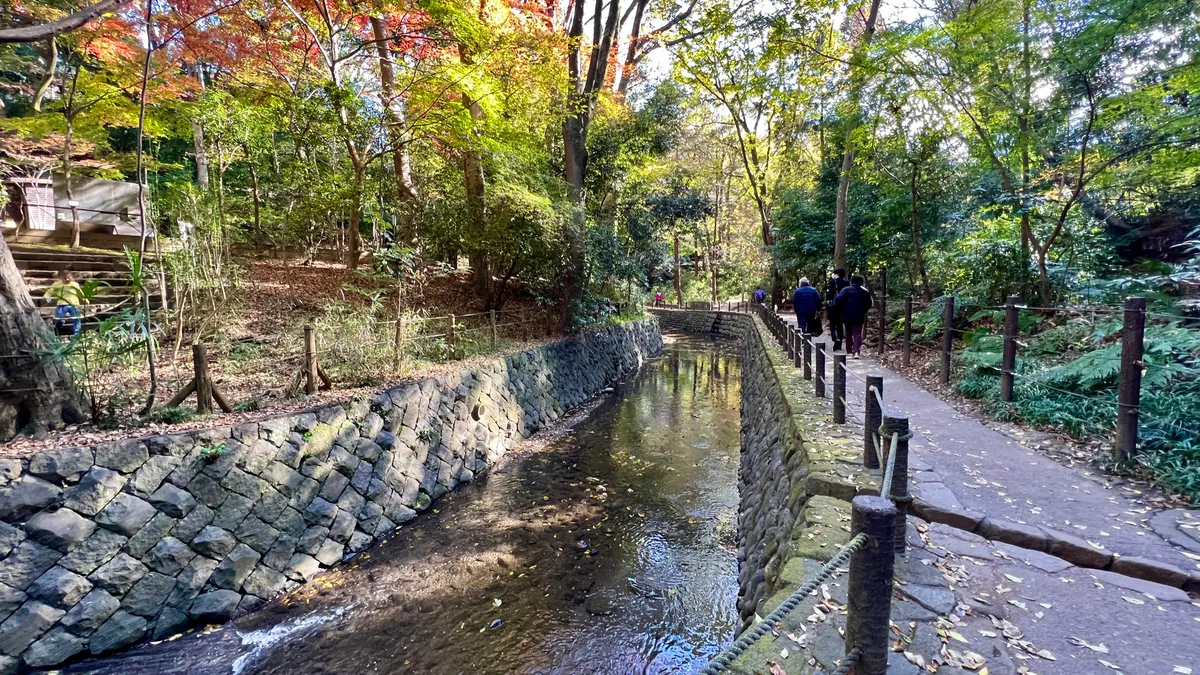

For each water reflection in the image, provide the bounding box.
[60,336,741,675]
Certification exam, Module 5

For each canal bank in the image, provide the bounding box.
[55,336,745,674]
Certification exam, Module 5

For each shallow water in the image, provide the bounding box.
[62,336,741,675]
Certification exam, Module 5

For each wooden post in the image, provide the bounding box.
[815,343,826,398]
[393,318,406,374]
[877,268,887,355]
[802,334,812,380]
[833,353,847,424]
[1001,295,1020,403]
[941,296,954,385]
[903,296,912,368]
[448,314,457,354]
[882,414,912,555]
[846,496,897,675]
[864,375,883,470]
[489,309,498,346]
[1115,296,1146,463]
[304,326,318,395]
[791,327,801,366]
[193,344,213,415]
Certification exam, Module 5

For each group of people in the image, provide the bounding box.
[752,268,873,357]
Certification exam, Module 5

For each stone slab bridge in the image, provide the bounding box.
[651,307,1199,675]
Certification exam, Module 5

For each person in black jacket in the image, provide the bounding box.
[834,274,873,356]
[825,269,850,350]
[791,278,822,334]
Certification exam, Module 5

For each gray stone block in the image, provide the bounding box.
[95,493,156,537]
[210,544,259,590]
[242,565,286,599]
[59,589,119,635]
[147,435,193,458]
[88,610,147,655]
[0,522,23,559]
[259,418,291,446]
[125,512,176,558]
[302,498,337,527]
[300,456,332,482]
[239,440,279,476]
[221,468,267,500]
[347,531,372,554]
[0,600,64,656]
[0,585,25,624]
[192,526,237,558]
[28,447,94,484]
[165,556,218,609]
[262,462,304,495]
[128,455,180,498]
[355,440,382,462]
[88,553,147,596]
[360,413,384,443]
[25,509,95,552]
[273,508,306,538]
[188,590,240,623]
[211,494,254,530]
[120,572,176,617]
[28,566,92,608]
[288,477,320,511]
[335,489,365,519]
[298,527,328,555]
[0,476,61,523]
[350,462,373,494]
[1110,555,1190,588]
[95,440,150,474]
[23,626,87,667]
[0,539,62,591]
[151,605,189,640]
[148,483,197,519]
[251,488,288,523]
[283,553,320,582]
[262,537,296,571]
[172,503,215,543]
[142,537,196,576]
[318,471,349,502]
[200,439,246,480]
[60,467,126,516]
[329,446,359,477]
[290,413,318,433]
[313,539,343,566]
[234,516,278,554]
[328,510,355,544]
[59,528,127,575]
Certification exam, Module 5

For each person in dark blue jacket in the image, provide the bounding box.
[791,278,822,334]
[834,274,873,356]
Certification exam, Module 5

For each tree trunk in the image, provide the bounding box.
[347,164,364,270]
[909,164,931,301]
[64,114,81,249]
[673,233,682,307]
[193,118,209,190]
[459,43,490,301]
[370,16,418,243]
[615,0,648,97]
[831,0,883,271]
[0,224,82,440]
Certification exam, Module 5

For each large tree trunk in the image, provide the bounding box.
[347,164,364,270]
[832,0,883,271]
[0,237,81,440]
[673,233,682,307]
[615,0,648,97]
[193,118,209,190]
[458,44,490,301]
[370,16,418,244]
[910,164,932,301]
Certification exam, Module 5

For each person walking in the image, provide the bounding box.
[825,269,850,351]
[44,269,83,337]
[654,291,663,307]
[753,286,766,304]
[834,274,873,356]
[791,278,821,335]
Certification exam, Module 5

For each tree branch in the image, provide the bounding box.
[0,0,130,43]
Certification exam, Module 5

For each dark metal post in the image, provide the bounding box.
[1001,295,1020,402]
[802,334,813,380]
[941,296,954,385]
[303,327,317,397]
[864,375,883,469]
[882,414,911,554]
[846,496,897,675]
[877,268,887,355]
[833,353,847,424]
[903,296,912,368]
[1115,297,1146,463]
[815,343,826,398]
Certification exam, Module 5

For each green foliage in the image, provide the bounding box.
[199,444,228,462]
[145,406,194,425]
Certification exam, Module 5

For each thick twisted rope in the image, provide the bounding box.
[701,533,868,674]
[830,647,862,675]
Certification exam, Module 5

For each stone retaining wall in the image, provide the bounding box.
[0,319,662,670]
[648,308,748,340]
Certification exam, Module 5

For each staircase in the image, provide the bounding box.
[11,245,165,330]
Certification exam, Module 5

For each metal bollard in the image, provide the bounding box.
[802,334,812,381]
[833,353,846,424]
[882,414,912,555]
[864,375,884,470]
[815,343,826,398]
[846,496,897,675]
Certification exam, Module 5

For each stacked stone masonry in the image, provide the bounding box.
[0,319,662,670]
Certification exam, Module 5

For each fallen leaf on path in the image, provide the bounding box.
[1099,659,1122,670]
[1173,667,1192,674]
[1004,574,1024,583]
[1122,596,1145,605]
[1068,637,1109,653]
[769,662,787,675]
[1036,649,1056,661]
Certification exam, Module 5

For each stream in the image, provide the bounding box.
[61,335,742,675]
